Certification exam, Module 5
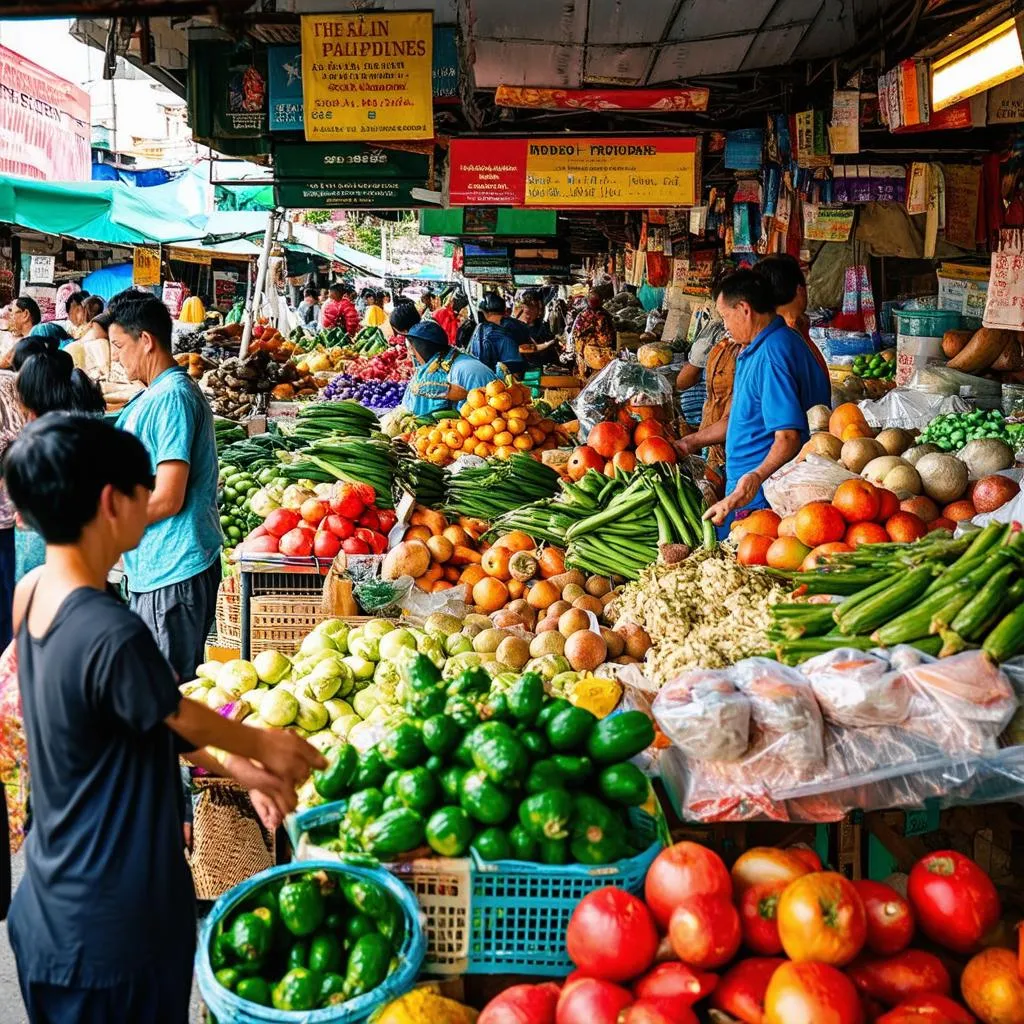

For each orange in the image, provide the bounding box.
[473,576,509,613]
[475,424,495,442]
[612,450,637,473]
[493,431,514,447]
[513,435,534,451]
[844,521,889,547]
[481,546,512,580]
[927,517,957,534]
[526,579,560,609]
[633,420,669,446]
[800,542,854,570]
[459,564,487,586]
[832,479,880,524]
[567,445,604,481]
[635,437,678,464]
[485,379,507,398]
[885,511,927,544]
[828,402,868,438]
[488,391,514,412]
[766,536,811,570]
[778,515,798,538]
[739,509,781,539]
[900,496,939,523]
[496,530,536,553]
[737,533,773,566]
[794,502,847,548]
[538,546,566,579]
[942,500,976,522]
[467,388,487,409]
[840,423,874,441]
[506,418,527,436]
[874,488,900,521]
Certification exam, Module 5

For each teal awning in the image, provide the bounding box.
[0,175,209,245]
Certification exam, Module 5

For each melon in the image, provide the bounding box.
[875,427,915,456]
[915,452,969,504]
[956,438,1015,479]
[841,437,885,473]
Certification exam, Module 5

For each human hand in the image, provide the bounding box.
[675,434,699,457]
[253,729,326,789]
[702,472,762,526]
[250,789,286,832]
[222,752,299,827]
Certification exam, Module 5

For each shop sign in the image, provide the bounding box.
[0,44,90,181]
[300,12,434,142]
[448,137,700,208]
[987,77,1024,124]
[132,246,161,287]
[167,247,213,266]
[273,179,428,209]
[28,254,54,284]
[802,205,856,242]
[983,233,1024,333]
[273,141,431,180]
[189,40,268,141]
[494,85,709,112]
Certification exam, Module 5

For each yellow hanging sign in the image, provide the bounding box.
[132,245,161,286]
[300,12,434,142]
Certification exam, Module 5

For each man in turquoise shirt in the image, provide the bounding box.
[403,319,497,417]
[108,290,222,681]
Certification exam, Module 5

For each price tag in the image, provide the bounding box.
[29,255,54,284]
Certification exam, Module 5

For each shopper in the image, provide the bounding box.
[469,292,525,373]
[570,288,616,375]
[4,412,323,1023]
[298,287,320,327]
[28,322,72,347]
[679,270,829,530]
[0,298,41,359]
[516,291,557,366]
[107,290,222,682]
[430,290,467,346]
[15,336,105,417]
[62,290,91,339]
[389,299,421,346]
[404,319,497,416]
[0,366,21,648]
[363,290,388,329]
[83,295,105,321]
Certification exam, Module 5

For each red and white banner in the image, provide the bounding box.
[0,45,90,182]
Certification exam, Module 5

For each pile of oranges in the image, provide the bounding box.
[410,379,562,466]
[734,477,951,571]
[567,412,678,480]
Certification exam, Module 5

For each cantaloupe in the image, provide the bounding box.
[915,452,969,504]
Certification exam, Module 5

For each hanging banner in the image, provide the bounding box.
[494,85,709,112]
[274,179,429,209]
[273,141,432,180]
[802,204,856,242]
[300,11,434,142]
[188,40,269,157]
[132,246,161,287]
[448,137,700,209]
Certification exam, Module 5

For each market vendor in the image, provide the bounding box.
[570,288,616,375]
[404,319,497,417]
[469,292,526,373]
[515,291,558,367]
[678,270,829,530]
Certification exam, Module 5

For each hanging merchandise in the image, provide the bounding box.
[983,229,1024,333]
[646,252,670,288]
[832,264,878,337]
[829,90,860,154]
[724,129,763,171]
[731,204,759,255]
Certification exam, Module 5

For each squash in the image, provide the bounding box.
[947,328,1012,372]
[941,329,974,359]
[179,296,206,324]
[991,332,1024,373]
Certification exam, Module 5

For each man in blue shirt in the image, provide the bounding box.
[403,319,496,417]
[108,290,222,681]
[678,270,830,530]
[469,292,525,373]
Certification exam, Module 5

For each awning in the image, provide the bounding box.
[333,242,387,279]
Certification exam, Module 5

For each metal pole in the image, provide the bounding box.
[240,208,279,358]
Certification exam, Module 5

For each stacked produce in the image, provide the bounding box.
[293,346,350,375]
[488,464,714,580]
[303,652,656,866]
[569,415,678,478]
[383,507,488,594]
[289,401,379,442]
[300,325,353,352]
[279,439,398,509]
[770,521,1024,663]
[917,408,1020,450]
[393,445,447,509]
[481,840,1012,1024]
[214,418,246,452]
[201,351,319,417]
[218,466,263,552]
[409,379,562,465]
[336,342,412,384]
[207,866,408,1011]
[321,375,405,410]
[444,454,561,520]
[850,349,896,381]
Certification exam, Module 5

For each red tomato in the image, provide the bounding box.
[329,483,365,519]
[300,497,328,525]
[739,880,787,956]
[876,994,977,1024]
[777,872,867,967]
[313,530,341,559]
[847,950,951,1007]
[668,895,742,970]
[357,507,381,531]
[377,508,398,533]
[730,847,811,896]
[633,962,718,1007]
[249,524,268,539]
[279,527,314,557]
[764,961,864,1024]
[244,534,279,554]
[788,846,824,873]
[264,507,300,537]
[712,958,786,1024]
[619,1000,698,1024]
[556,977,634,1024]
[342,537,370,554]
[566,887,659,983]
[367,530,388,555]
[645,842,732,929]
[853,881,915,955]
[960,948,1024,1024]
[479,982,561,1024]
[907,852,1000,955]
[324,514,355,539]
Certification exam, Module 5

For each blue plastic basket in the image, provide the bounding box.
[195,860,426,1023]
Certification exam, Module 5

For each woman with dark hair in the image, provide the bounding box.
[13,336,105,418]
[389,300,421,345]
[403,320,496,417]
[82,296,105,321]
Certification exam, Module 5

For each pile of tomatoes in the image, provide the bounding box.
[478,840,1023,1024]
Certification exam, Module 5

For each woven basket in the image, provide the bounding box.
[214,575,240,647]
[249,593,324,655]
[187,777,275,900]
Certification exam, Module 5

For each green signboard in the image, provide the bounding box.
[273,142,432,181]
[274,180,429,209]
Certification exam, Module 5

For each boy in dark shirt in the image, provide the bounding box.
[4,413,324,1023]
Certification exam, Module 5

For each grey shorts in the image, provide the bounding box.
[129,559,221,683]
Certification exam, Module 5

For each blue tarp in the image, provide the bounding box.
[82,263,135,300]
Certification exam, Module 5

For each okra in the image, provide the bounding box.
[833,572,902,625]
[950,564,1018,641]
[837,565,935,636]
[873,577,981,645]
[982,602,1024,662]
[929,590,976,634]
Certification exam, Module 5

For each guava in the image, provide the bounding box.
[253,650,292,685]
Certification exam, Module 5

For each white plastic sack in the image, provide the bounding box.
[858,388,968,431]
[763,455,857,518]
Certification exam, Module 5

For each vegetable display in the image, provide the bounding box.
[201,350,319,418]
[444,454,561,521]
[208,867,406,1010]
[321,373,405,410]
[851,350,896,380]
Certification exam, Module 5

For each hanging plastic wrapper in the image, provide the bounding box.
[572,358,676,440]
[762,455,857,517]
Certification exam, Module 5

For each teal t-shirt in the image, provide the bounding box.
[403,352,496,417]
[116,366,222,592]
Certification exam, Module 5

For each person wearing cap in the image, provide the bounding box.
[403,320,497,417]
[468,293,525,373]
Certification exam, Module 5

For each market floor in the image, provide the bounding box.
[0,850,207,1023]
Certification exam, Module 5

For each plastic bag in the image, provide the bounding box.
[652,669,750,762]
[858,388,969,431]
[572,358,676,438]
[907,365,1002,408]
[763,455,857,518]
[802,648,911,727]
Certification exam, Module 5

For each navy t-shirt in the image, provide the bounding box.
[469,321,525,372]
[9,588,195,987]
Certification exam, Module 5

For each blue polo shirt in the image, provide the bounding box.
[116,366,222,592]
[469,321,525,373]
[725,316,831,504]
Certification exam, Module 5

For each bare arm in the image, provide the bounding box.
[675,362,702,392]
[186,747,294,829]
[677,414,729,454]
[147,460,189,524]
[704,428,802,525]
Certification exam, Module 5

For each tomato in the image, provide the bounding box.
[960,948,1024,1024]
[566,887,658,983]
[265,508,300,537]
[279,527,314,557]
[764,961,864,1024]
[854,881,915,955]
[555,977,633,1024]
[313,530,341,559]
[645,842,732,929]
[634,962,718,1007]
[788,846,824,873]
[739,880,787,956]
[245,534,279,554]
[712,958,786,1024]
[357,506,380,531]
[479,982,561,1024]
[620,999,698,1024]
[324,514,355,539]
[777,872,867,967]
[876,994,977,1024]
[908,852,1000,955]
[848,950,951,1007]
[731,847,812,896]
[668,895,742,970]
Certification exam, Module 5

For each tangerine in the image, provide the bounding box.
[884,511,927,544]
[473,576,510,613]
[874,488,900,521]
[635,437,678,464]
[832,479,880,524]
[794,502,847,547]
[737,533,773,566]
[900,496,940,523]
[633,420,668,446]
[526,579,560,609]
[800,542,854,570]
[588,420,631,458]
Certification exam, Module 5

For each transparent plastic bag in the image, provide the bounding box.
[572,359,676,438]
[858,388,968,430]
[802,648,911,727]
[652,669,750,762]
[762,455,857,517]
